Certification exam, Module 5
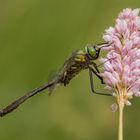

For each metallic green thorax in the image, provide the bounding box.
[59,50,88,86]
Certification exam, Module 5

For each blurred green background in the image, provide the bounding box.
[0,0,140,140]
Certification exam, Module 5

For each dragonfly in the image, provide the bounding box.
[0,42,112,117]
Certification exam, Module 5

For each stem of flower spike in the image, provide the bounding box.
[117,89,125,140]
[118,101,124,140]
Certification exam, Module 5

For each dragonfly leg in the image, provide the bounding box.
[92,62,100,73]
[90,63,104,84]
[88,68,111,96]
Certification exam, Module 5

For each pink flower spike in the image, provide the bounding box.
[101,8,140,106]
[116,19,128,34]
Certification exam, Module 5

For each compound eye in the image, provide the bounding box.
[89,47,96,56]
[85,45,97,57]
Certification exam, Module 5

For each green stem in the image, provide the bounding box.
[118,102,124,140]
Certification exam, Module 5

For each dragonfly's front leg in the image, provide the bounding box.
[88,67,111,96]
[90,63,104,84]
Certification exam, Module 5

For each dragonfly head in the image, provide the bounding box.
[85,43,111,60]
[85,44,98,59]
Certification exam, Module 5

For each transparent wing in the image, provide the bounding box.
[48,50,80,94]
